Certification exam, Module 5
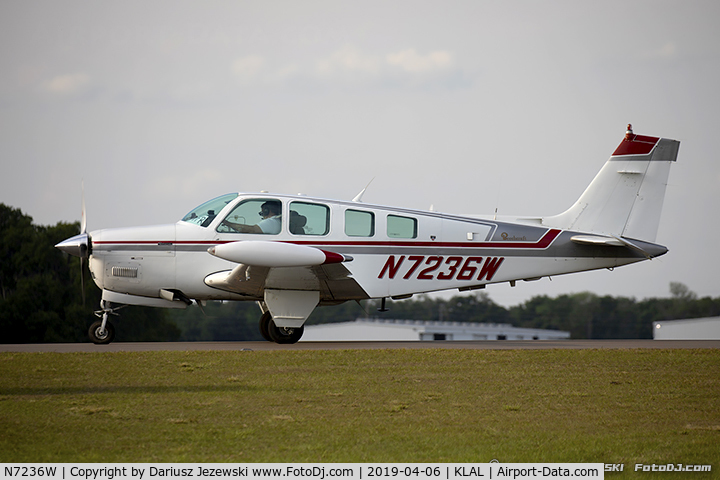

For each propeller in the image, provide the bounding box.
[55,180,90,305]
[80,179,86,236]
[80,181,86,306]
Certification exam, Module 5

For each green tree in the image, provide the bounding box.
[509,293,594,338]
[170,301,262,341]
[0,204,179,343]
[669,281,697,301]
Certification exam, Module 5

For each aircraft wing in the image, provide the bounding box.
[204,240,366,303]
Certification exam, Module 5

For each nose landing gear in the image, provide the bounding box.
[89,301,124,345]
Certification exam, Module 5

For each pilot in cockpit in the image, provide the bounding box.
[221,200,282,234]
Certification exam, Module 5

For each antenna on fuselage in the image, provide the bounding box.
[352,177,375,203]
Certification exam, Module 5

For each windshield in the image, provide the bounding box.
[181,193,239,227]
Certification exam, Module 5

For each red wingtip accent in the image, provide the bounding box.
[321,250,346,264]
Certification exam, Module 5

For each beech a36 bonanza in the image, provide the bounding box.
[57,125,679,344]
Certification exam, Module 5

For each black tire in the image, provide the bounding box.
[267,318,305,344]
[258,311,273,342]
[88,320,115,345]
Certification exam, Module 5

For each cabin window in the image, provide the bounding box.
[182,193,239,227]
[289,201,330,236]
[345,209,375,237]
[217,198,282,235]
[387,215,417,239]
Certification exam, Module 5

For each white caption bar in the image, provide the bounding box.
[1,464,605,480]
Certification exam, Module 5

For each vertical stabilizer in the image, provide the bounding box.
[543,126,679,243]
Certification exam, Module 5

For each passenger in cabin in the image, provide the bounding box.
[289,211,307,234]
[221,200,282,234]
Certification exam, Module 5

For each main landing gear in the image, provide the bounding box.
[88,299,307,345]
[88,301,124,345]
[259,311,305,344]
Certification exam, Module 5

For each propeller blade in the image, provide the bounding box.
[55,181,91,307]
[80,179,87,235]
[79,181,87,305]
[80,257,86,306]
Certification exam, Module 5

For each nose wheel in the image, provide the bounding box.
[89,301,123,345]
[88,319,115,344]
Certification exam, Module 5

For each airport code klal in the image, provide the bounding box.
[378,256,504,281]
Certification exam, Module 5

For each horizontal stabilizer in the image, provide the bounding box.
[570,235,625,246]
[571,234,666,259]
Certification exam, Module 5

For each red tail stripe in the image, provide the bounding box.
[612,134,659,156]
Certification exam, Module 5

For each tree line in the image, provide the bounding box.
[2,203,717,343]
[0,204,179,343]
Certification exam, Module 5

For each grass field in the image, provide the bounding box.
[0,348,718,471]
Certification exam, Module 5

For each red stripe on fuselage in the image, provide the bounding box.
[92,229,561,250]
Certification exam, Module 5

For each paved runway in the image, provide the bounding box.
[1,339,719,353]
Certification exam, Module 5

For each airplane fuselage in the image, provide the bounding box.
[87,193,665,306]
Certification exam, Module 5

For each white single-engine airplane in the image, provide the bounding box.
[57,125,679,344]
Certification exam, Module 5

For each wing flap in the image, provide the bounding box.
[205,265,270,298]
[313,263,369,302]
[204,262,368,302]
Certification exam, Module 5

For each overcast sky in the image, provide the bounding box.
[1,0,718,307]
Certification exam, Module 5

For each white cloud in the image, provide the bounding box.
[231,55,266,81]
[658,42,677,57]
[315,47,455,78]
[152,169,226,203]
[315,46,382,77]
[272,63,301,81]
[386,49,454,73]
[228,47,463,89]
[42,73,91,95]
[645,42,678,59]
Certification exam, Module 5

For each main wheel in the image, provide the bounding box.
[259,311,273,342]
[88,320,115,345]
[267,317,304,344]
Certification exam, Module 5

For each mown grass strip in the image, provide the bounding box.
[0,349,717,469]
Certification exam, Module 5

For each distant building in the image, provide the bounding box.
[653,317,720,340]
[301,318,571,342]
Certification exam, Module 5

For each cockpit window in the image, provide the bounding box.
[217,199,283,235]
[182,193,239,227]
